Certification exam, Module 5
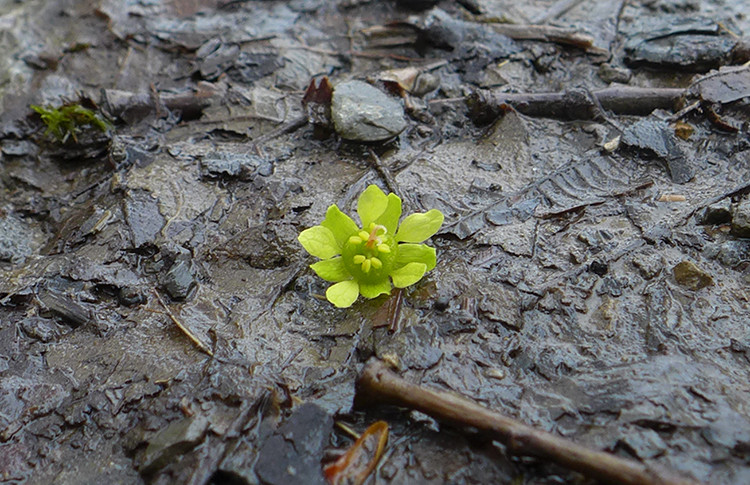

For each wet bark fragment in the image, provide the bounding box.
[37,287,91,328]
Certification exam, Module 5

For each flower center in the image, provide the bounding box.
[342,223,397,284]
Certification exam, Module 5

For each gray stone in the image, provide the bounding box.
[731,198,750,238]
[162,259,196,300]
[331,80,406,142]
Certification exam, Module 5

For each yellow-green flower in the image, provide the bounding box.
[298,185,444,308]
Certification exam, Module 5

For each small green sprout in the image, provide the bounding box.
[31,102,111,143]
[298,185,444,308]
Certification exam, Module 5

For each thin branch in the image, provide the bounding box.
[356,359,702,485]
[467,86,685,124]
[249,115,308,147]
[367,149,399,196]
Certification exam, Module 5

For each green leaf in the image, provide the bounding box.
[359,279,392,299]
[310,257,350,282]
[321,204,358,247]
[326,280,360,308]
[357,185,388,227]
[390,262,427,288]
[374,193,402,236]
[396,243,436,271]
[395,209,444,243]
[298,225,340,259]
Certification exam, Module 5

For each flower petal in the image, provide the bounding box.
[374,193,402,235]
[359,279,392,299]
[395,209,444,243]
[326,280,360,308]
[310,257,350,282]
[390,262,427,288]
[321,204,359,247]
[396,243,436,271]
[357,185,388,227]
[298,225,340,259]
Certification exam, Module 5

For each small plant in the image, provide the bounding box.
[31,102,111,143]
[298,184,444,308]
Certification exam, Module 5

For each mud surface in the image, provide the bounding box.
[1,0,749,484]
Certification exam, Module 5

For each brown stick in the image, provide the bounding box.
[467,86,685,124]
[355,359,702,485]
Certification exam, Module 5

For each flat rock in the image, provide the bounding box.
[331,80,406,142]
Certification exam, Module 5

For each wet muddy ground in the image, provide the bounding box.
[1,0,749,484]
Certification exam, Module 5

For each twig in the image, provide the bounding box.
[249,115,308,147]
[355,359,702,485]
[152,289,214,356]
[367,149,399,196]
[467,86,685,124]
[102,88,213,122]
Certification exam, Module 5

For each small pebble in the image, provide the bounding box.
[331,80,407,142]
[673,261,713,290]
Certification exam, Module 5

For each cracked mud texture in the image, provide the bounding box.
[0,0,749,484]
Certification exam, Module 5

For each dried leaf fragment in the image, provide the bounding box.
[323,421,389,485]
[302,76,334,126]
